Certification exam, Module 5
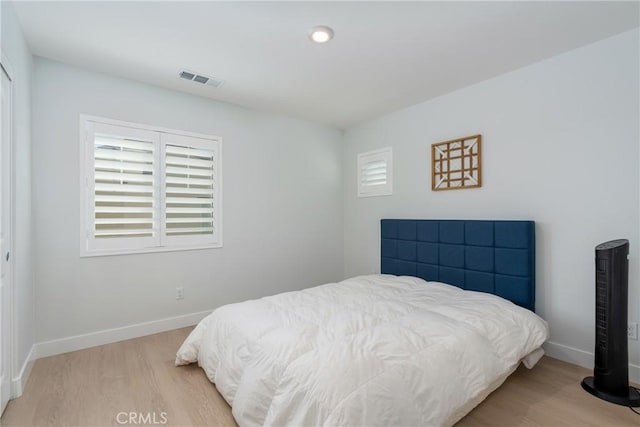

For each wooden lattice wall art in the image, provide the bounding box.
[431,134,482,191]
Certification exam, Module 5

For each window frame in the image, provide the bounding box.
[79,115,223,257]
[357,147,393,197]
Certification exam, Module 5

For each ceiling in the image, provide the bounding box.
[14,1,640,129]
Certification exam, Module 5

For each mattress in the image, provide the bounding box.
[176,274,549,427]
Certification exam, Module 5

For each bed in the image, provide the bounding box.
[176,219,549,427]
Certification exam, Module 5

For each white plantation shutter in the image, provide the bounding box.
[86,123,160,252]
[81,117,222,256]
[361,160,387,186]
[163,133,219,246]
[94,138,155,237]
[357,147,392,197]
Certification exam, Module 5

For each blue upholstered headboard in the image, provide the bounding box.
[381,219,536,312]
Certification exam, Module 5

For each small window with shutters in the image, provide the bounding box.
[357,147,392,197]
[80,116,222,256]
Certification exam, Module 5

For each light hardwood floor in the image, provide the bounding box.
[1,327,638,426]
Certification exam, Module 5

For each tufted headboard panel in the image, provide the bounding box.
[381,219,536,312]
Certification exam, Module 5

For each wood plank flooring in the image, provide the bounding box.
[1,327,638,426]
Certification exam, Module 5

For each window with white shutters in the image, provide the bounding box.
[357,147,392,197]
[81,116,222,256]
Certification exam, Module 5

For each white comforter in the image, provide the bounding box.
[176,275,549,427]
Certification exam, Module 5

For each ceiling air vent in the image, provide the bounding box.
[179,70,224,88]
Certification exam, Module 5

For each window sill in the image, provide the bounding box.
[80,242,223,258]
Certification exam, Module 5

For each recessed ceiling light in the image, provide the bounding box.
[308,26,334,44]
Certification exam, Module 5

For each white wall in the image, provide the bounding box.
[32,58,343,343]
[1,1,34,390]
[343,30,640,373]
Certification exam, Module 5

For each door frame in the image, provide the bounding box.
[0,52,16,406]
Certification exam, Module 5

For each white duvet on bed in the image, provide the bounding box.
[176,274,549,427]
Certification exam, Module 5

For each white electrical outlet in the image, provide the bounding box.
[629,322,638,340]
[176,287,184,300]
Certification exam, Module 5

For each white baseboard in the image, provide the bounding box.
[11,345,35,398]
[32,310,211,360]
[544,341,640,384]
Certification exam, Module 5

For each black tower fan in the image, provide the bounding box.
[581,239,640,406]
